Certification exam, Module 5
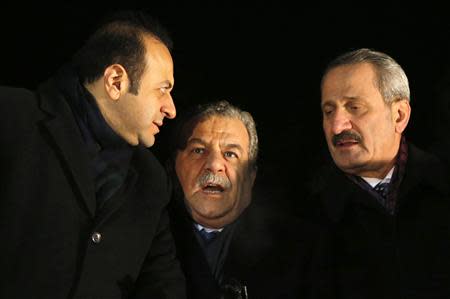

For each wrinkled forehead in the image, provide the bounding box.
[179,116,249,150]
[194,116,248,141]
[321,63,379,102]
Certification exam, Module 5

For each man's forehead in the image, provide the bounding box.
[321,64,380,103]
[192,116,246,134]
[187,116,249,147]
[323,63,376,87]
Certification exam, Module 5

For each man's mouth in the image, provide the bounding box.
[332,131,362,148]
[336,139,359,147]
[153,122,161,133]
[202,183,225,193]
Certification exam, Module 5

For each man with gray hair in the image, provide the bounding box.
[309,48,450,298]
[167,100,311,298]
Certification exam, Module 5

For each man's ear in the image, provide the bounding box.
[392,99,411,134]
[104,64,129,100]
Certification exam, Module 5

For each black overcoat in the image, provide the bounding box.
[0,82,185,299]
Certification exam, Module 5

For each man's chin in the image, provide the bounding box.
[195,208,229,220]
[193,213,229,229]
[192,205,233,222]
[334,159,367,175]
[139,135,155,148]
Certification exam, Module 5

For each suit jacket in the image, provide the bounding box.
[0,81,185,299]
[308,143,450,299]
[169,195,320,299]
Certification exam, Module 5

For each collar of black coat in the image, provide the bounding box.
[35,69,150,218]
[399,143,450,200]
[313,142,450,223]
[36,72,99,217]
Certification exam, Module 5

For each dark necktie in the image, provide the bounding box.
[198,228,219,245]
[373,181,391,210]
[373,182,390,199]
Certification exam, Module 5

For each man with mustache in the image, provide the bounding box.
[310,48,450,298]
[167,100,312,298]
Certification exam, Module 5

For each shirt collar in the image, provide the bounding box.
[361,166,395,188]
[194,223,223,233]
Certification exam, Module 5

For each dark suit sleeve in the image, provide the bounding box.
[133,209,187,299]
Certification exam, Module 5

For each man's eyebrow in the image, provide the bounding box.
[343,96,361,101]
[321,96,362,107]
[161,80,173,89]
[223,143,244,152]
[321,101,335,108]
[187,138,205,145]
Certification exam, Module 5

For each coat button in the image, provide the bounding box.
[91,232,102,244]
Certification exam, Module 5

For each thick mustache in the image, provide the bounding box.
[198,171,231,189]
[332,131,362,146]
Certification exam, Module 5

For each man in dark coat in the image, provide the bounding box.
[167,101,314,299]
[0,11,185,299]
[310,48,450,298]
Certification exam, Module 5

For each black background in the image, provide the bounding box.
[2,3,450,210]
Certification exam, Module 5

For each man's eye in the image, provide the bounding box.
[160,87,168,93]
[224,152,238,158]
[192,148,204,154]
[323,109,333,116]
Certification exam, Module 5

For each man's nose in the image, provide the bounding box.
[161,93,176,119]
[204,151,225,173]
[329,111,352,135]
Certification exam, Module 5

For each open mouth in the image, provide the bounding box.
[336,139,359,147]
[202,183,225,193]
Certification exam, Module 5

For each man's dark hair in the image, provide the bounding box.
[72,10,172,95]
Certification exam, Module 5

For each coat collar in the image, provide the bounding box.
[37,77,97,218]
[314,163,372,223]
[36,75,170,221]
[316,143,450,223]
[398,143,450,201]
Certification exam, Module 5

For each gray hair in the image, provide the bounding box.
[322,48,410,103]
[174,100,259,168]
